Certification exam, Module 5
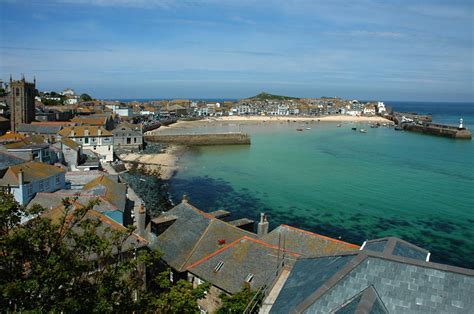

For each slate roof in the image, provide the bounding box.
[149,201,256,272]
[29,191,118,214]
[0,161,65,186]
[83,175,127,212]
[333,285,388,314]
[112,122,142,134]
[0,151,26,170]
[58,126,113,137]
[42,205,147,256]
[60,138,80,150]
[362,237,429,262]
[188,236,299,294]
[71,116,109,126]
[269,241,474,314]
[16,123,63,135]
[262,224,359,257]
[4,135,48,150]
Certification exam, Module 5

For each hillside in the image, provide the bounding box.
[245,92,300,101]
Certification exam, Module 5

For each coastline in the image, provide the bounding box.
[148,115,393,133]
[119,144,187,180]
[136,115,393,178]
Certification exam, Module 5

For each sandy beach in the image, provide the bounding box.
[118,145,186,180]
[147,115,393,133]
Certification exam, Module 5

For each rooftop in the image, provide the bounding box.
[269,240,474,313]
[0,161,65,186]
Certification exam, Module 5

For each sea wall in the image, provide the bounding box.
[402,124,472,139]
[145,132,251,145]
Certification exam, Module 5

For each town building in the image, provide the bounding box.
[263,237,474,313]
[112,122,143,151]
[71,114,116,130]
[148,199,358,313]
[8,76,36,132]
[16,123,63,142]
[0,161,66,205]
[1,136,53,164]
[58,126,114,162]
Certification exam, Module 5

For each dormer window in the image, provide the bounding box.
[214,260,224,273]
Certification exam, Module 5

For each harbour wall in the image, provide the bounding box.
[145,132,251,145]
[402,123,472,139]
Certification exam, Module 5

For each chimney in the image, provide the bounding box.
[137,204,146,237]
[182,193,189,203]
[18,170,24,185]
[98,128,102,136]
[257,213,269,236]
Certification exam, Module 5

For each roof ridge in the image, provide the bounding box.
[280,224,359,248]
[180,219,217,271]
[87,209,148,244]
[186,235,248,269]
[187,235,300,270]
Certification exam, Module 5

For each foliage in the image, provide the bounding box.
[0,191,207,312]
[248,92,300,101]
[218,284,264,313]
[144,269,211,313]
[80,93,93,102]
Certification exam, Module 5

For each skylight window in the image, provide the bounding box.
[214,260,224,272]
[245,273,254,283]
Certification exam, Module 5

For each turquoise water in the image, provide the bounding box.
[169,104,474,268]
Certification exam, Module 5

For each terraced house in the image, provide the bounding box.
[58,126,114,162]
[148,199,358,313]
[0,161,66,205]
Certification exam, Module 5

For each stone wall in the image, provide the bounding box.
[145,132,251,145]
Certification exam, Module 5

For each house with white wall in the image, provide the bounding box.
[58,126,114,162]
[0,161,66,205]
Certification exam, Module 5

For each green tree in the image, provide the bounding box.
[0,191,208,312]
[218,284,264,313]
[80,93,93,102]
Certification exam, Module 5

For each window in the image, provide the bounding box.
[15,88,20,96]
[55,175,60,185]
[108,146,111,151]
[39,180,44,191]
[28,185,33,196]
[134,138,137,143]
[84,137,89,144]
[245,273,254,283]
[44,179,50,190]
[214,260,224,273]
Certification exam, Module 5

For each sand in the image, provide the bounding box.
[118,145,186,180]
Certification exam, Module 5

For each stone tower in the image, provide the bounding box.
[8,75,36,132]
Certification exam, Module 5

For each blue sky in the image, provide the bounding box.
[0,0,472,101]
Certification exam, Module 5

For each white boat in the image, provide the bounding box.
[359,129,367,133]
[306,127,311,130]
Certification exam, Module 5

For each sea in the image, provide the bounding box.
[163,101,474,269]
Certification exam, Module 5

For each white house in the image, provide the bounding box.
[58,126,114,162]
[0,161,66,205]
[377,102,387,114]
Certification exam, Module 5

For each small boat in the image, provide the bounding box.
[337,124,342,127]
[306,127,311,130]
[351,127,357,131]
[296,128,304,131]
[359,129,367,133]
[394,126,403,131]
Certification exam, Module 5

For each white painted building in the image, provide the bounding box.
[0,161,66,205]
[58,126,114,162]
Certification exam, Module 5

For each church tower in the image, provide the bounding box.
[8,75,36,132]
